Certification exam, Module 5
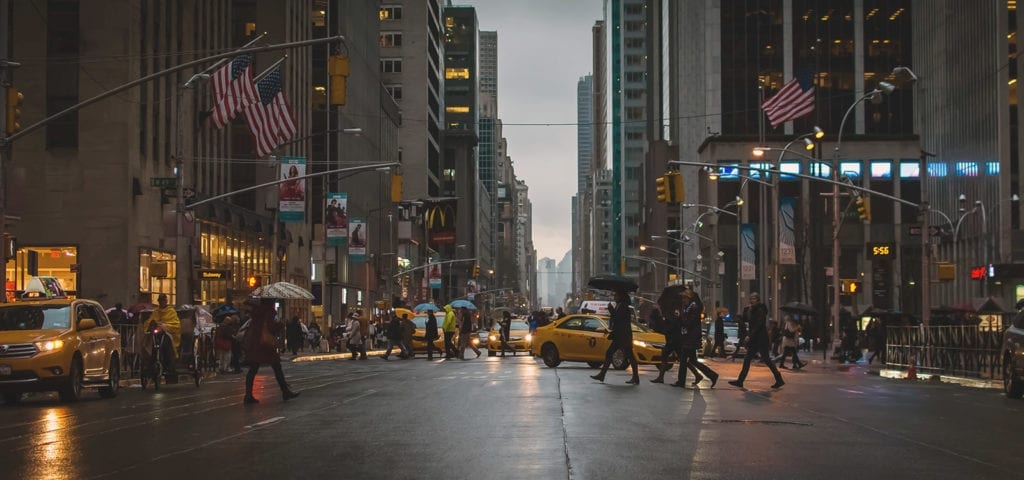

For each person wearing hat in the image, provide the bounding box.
[591,289,640,385]
[729,292,785,389]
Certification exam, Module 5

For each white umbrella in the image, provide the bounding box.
[251,281,315,300]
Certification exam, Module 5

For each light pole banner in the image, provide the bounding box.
[278,156,306,222]
[741,223,756,280]
[428,263,443,289]
[779,197,797,265]
[326,193,348,246]
[348,218,367,262]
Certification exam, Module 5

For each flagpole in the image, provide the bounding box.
[191,33,267,83]
[254,55,289,82]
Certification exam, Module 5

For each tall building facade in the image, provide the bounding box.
[591,19,611,276]
[574,74,594,293]
[478,30,498,278]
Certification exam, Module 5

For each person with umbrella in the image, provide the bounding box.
[590,289,641,385]
[728,292,785,389]
[670,290,719,388]
[776,314,806,370]
[241,298,300,404]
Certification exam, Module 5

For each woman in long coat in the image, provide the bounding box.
[242,298,300,404]
[590,289,640,385]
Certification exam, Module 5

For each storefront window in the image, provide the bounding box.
[139,249,176,304]
[198,221,272,305]
[5,246,79,300]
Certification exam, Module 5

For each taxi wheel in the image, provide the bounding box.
[541,343,561,368]
[1005,356,1023,399]
[99,355,120,399]
[611,349,629,370]
[58,357,84,403]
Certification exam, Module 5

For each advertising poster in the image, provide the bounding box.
[278,156,306,222]
[326,193,348,247]
[348,218,367,262]
[779,197,797,265]
[741,223,756,281]
[424,199,457,248]
[428,263,443,289]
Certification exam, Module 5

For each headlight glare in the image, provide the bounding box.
[632,340,648,348]
[525,334,532,342]
[489,335,497,341]
[35,339,65,352]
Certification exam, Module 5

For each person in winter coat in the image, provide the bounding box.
[382,313,408,360]
[286,316,304,356]
[776,314,806,369]
[442,305,458,359]
[425,310,441,360]
[728,292,785,389]
[241,298,299,404]
[214,314,237,373]
[670,291,719,388]
[591,290,640,385]
[457,307,481,359]
[344,312,365,360]
[401,314,416,358]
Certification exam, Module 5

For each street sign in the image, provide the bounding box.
[151,177,177,188]
[197,268,231,280]
[909,225,941,236]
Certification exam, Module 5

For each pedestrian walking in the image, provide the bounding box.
[728,292,785,389]
[214,313,237,373]
[591,289,640,385]
[381,313,408,360]
[401,314,416,359]
[241,298,300,404]
[344,312,365,360]
[649,304,703,384]
[457,307,481,359]
[711,309,727,357]
[425,309,441,360]
[866,318,885,365]
[728,311,748,362]
[286,316,304,356]
[498,310,515,357]
[442,305,458,358]
[670,291,719,388]
[776,314,806,369]
[358,311,370,359]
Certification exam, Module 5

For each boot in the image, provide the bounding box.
[626,375,640,385]
[282,389,301,401]
[691,372,704,386]
[708,372,719,388]
[244,395,259,404]
[590,372,606,382]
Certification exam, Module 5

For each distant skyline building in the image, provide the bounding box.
[574,74,594,293]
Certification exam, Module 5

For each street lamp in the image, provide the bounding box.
[832,80,896,344]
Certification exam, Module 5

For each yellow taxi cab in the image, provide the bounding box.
[0,278,122,403]
[486,317,532,356]
[530,313,669,370]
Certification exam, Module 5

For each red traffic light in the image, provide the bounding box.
[247,275,262,289]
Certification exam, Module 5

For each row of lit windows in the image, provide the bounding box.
[714,160,1001,181]
[445,67,470,80]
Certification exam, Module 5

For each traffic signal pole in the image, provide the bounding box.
[0,0,12,303]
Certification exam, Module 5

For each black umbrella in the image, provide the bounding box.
[587,273,639,293]
[657,284,687,312]
[779,302,818,316]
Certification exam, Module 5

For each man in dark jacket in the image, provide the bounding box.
[425,310,440,360]
[591,290,640,385]
[382,313,407,360]
[672,291,719,387]
[729,292,785,389]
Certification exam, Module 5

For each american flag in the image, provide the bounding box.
[243,67,298,157]
[210,55,258,130]
[762,73,815,128]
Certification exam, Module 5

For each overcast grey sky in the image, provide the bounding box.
[466,0,605,262]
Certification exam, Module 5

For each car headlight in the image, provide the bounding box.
[632,340,648,348]
[525,334,532,342]
[471,338,479,345]
[489,334,497,341]
[35,339,65,352]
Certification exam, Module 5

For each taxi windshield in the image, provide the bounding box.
[0,305,72,331]
[508,321,529,330]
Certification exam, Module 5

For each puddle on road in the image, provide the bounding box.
[702,419,813,427]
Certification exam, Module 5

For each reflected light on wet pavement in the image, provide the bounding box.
[27,408,79,480]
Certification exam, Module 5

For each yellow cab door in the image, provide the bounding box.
[74,303,104,376]
[551,316,585,359]
[578,317,610,361]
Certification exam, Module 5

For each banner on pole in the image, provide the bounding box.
[428,263,442,289]
[779,197,797,265]
[326,193,348,246]
[741,223,756,280]
[348,218,367,262]
[279,156,306,222]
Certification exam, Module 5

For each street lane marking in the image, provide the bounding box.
[245,416,285,429]
[838,388,864,394]
[343,389,377,403]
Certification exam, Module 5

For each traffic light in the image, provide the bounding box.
[472,263,480,278]
[3,234,14,261]
[5,86,23,135]
[669,171,684,203]
[328,55,350,106]
[856,196,870,221]
[246,275,262,289]
[655,174,670,203]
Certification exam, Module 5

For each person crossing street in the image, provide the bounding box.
[728,293,785,389]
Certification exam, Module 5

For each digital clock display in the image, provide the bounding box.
[870,243,893,258]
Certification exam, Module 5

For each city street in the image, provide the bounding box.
[1,354,1023,480]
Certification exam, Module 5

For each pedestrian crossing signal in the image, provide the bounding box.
[247,275,262,289]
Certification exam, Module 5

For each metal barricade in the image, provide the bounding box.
[886,325,1005,379]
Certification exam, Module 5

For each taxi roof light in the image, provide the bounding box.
[20,276,68,300]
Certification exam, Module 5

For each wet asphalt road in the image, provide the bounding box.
[1,353,1023,480]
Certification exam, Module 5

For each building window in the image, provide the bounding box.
[139,249,176,304]
[626,107,645,120]
[445,67,471,80]
[446,106,470,113]
[380,58,403,73]
[385,84,403,101]
[47,0,80,149]
[625,4,644,15]
[625,89,644,100]
[625,54,644,66]
[5,246,80,301]
[380,5,402,20]
[625,37,644,48]
[380,32,402,48]
[312,8,325,27]
[625,71,644,82]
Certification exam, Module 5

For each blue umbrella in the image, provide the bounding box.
[448,299,477,310]
[414,303,440,312]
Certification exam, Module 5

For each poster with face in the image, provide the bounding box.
[348,218,366,262]
[279,156,306,222]
[326,193,348,246]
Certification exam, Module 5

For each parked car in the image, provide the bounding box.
[1002,310,1024,399]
